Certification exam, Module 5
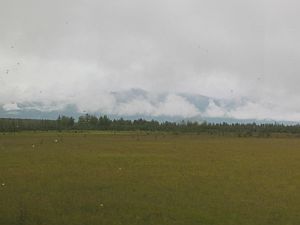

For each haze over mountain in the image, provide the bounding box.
[0,89,297,124]
[1,0,300,122]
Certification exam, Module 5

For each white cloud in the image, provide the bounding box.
[114,94,200,118]
[229,101,300,122]
[2,103,20,111]
[117,99,154,116]
[203,100,227,118]
[153,94,200,117]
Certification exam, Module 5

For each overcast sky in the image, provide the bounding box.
[1,0,300,121]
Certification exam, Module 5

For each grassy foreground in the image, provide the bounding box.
[1,132,300,225]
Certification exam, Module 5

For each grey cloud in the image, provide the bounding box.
[1,0,300,121]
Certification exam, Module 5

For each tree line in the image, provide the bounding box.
[1,114,300,136]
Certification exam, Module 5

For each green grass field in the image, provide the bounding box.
[1,132,300,225]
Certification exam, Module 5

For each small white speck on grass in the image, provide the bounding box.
[99,203,104,207]
[118,168,122,170]
[54,139,58,143]
[1,183,5,187]
[32,144,35,148]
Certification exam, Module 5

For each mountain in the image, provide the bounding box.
[0,89,298,125]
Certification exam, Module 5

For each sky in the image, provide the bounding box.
[1,0,300,121]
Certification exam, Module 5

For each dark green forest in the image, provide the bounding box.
[1,114,300,136]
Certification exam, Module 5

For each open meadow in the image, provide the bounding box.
[1,132,300,225]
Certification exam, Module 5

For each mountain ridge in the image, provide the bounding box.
[0,89,298,125]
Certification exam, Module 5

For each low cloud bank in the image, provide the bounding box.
[2,88,300,122]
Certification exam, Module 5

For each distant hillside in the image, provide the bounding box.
[0,89,298,125]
